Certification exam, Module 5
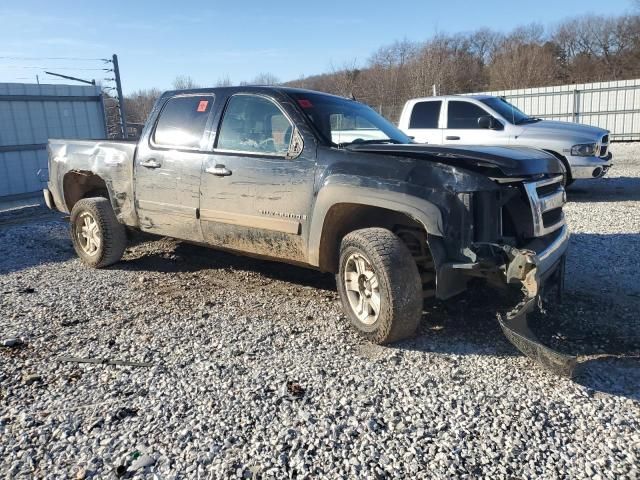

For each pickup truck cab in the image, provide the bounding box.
[398,95,613,185]
[44,86,574,374]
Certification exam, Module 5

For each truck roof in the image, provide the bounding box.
[160,85,350,101]
[405,94,496,103]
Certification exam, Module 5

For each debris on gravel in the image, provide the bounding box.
[0,145,638,478]
[2,337,24,348]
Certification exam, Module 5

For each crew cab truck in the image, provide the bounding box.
[398,95,613,185]
[44,86,574,375]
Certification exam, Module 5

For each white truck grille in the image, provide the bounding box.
[599,134,609,158]
[523,175,566,237]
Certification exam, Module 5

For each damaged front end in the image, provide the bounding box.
[432,170,576,376]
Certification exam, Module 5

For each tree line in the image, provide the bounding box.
[118,12,640,131]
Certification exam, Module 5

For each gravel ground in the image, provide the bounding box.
[1,145,639,479]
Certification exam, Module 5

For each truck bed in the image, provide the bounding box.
[47,139,138,224]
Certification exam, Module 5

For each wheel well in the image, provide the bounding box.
[318,203,429,273]
[63,170,109,211]
[543,149,572,181]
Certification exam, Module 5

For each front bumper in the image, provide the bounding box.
[570,152,613,179]
[526,224,570,281]
[442,226,574,376]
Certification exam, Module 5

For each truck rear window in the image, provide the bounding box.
[409,101,441,129]
[153,95,214,149]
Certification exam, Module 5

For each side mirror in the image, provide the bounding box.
[478,115,502,130]
[478,115,492,129]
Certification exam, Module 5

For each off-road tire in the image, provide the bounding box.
[337,228,423,344]
[70,197,127,268]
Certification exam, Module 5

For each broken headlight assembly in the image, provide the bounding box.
[570,142,597,156]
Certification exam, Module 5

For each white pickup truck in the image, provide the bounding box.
[398,95,613,185]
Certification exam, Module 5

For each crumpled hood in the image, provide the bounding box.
[346,144,564,178]
[517,120,608,143]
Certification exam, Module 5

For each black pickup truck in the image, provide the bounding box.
[43,86,573,374]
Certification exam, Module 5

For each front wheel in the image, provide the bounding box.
[70,197,127,268]
[336,228,423,344]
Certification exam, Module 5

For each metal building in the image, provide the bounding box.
[0,83,107,199]
[472,78,640,141]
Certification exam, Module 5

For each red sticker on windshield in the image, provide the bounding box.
[197,100,209,112]
[297,99,313,108]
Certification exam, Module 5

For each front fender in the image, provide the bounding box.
[307,174,443,267]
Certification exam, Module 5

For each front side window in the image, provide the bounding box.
[153,95,213,149]
[409,101,442,129]
[217,95,292,155]
[447,101,489,129]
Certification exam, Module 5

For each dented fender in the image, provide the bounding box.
[47,139,138,226]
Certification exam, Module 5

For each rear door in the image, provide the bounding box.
[443,99,503,145]
[406,100,443,144]
[199,93,315,263]
[134,94,215,242]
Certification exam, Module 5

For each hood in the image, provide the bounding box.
[518,120,608,142]
[346,144,564,178]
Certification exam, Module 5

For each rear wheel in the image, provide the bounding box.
[70,197,127,268]
[336,228,422,344]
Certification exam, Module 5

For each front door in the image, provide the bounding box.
[443,99,504,145]
[134,94,215,242]
[199,93,315,263]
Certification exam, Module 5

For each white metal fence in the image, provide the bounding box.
[473,79,640,141]
[0,83,107,199]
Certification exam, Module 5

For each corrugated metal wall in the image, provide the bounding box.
[0,83,107,198]
[472,79,640,141]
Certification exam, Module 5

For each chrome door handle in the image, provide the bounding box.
[140,158,161,168]
[446,136,460,140]
[206,165,232,176]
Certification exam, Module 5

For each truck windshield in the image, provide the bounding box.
[479,97,539,125]
[287,91,411,146]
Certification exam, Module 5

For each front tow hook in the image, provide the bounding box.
[498,247,577,377]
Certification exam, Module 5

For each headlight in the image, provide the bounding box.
[571,143,597,156]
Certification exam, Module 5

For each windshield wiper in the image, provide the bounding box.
[339,139,404,147]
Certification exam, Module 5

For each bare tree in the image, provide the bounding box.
[172,75,200,90]
[125,88,162,124]
[215,75,233,87]
[251,73,280,85]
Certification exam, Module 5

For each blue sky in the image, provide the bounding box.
[0,0,635,94]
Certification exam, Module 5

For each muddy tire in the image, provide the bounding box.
[336,228,423,344]
[70,197,127,268]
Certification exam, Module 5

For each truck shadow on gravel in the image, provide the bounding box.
[119,239,337,291]
[568,177,640,202]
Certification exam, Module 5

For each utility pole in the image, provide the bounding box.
[112,54,128,139]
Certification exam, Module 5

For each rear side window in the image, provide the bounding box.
[447,101,488,129]
[153,95,214,149]
[409,101,441,129]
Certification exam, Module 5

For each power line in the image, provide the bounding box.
[1,65,111,71]
[0,56,108,61]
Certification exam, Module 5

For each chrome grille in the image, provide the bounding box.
[523,175,566,237]
[599,134,609,158]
